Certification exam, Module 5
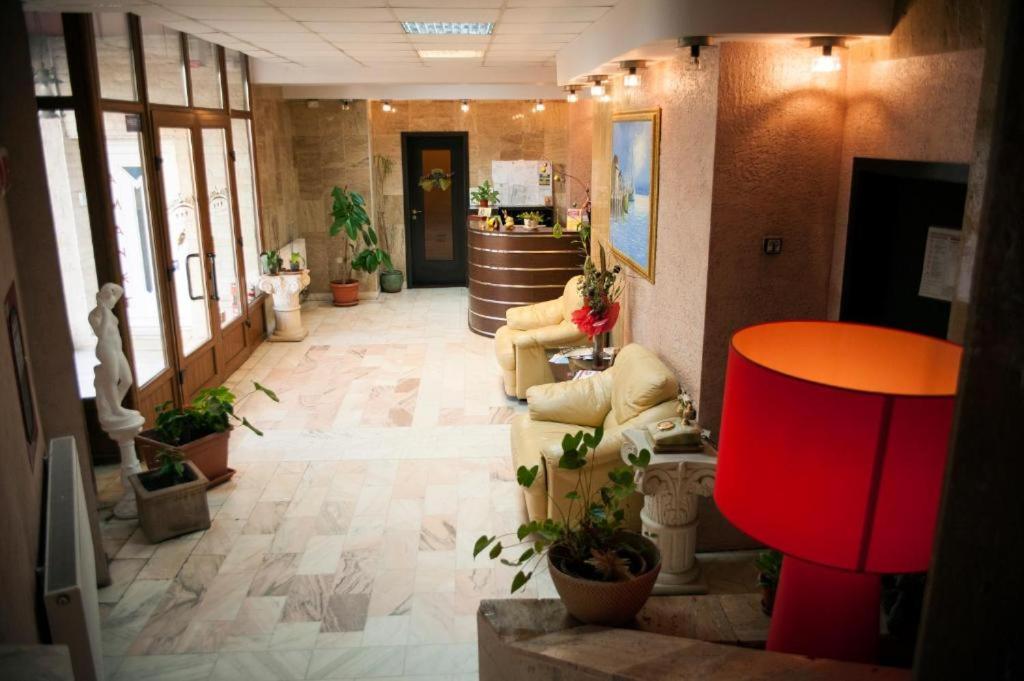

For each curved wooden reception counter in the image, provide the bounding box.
[468,222,584,337]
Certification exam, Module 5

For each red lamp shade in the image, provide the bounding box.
[716,321,961,661]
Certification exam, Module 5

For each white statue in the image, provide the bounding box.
[89,283,145,519]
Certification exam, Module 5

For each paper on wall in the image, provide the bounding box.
[491,160,552,207]
[919,226,962,302]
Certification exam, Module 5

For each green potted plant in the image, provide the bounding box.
[129,449,211,543]
[136,382,278,487]
[287,251,305,272]
[474,428,661,626]
[518,211,544,230]
[471,180,500,208]
[756,549,783,616]
[373,155,404,293]
[261,249,283,275]
[328,186,392,306]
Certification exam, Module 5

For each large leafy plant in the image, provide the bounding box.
[329,186,392,283]
[474,428,652,593]
[154,382,278,445]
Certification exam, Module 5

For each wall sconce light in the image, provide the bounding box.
[339,99,351,111]
[810,36,845,73]
[588,75,607,97]
[533,99,545,112]
[381,100,392,112]
[460,99,470,112]
[678,36,713,71]
[620,60,644,88]
[564,86,578,103]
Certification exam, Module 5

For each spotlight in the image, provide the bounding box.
[339,99,351,111]
[565,86,578,103]
[534,99,545,112]
[620,61,644,88]
[460,99,469,112]
[381,100,392,112]
[678,36,713,71]
[809,37,845,73]
[587,75,607,97]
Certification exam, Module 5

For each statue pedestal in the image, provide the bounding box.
[622,429,718,595]
[259,270,311,342]
[102,414,146,520]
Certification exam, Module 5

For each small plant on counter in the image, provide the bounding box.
[261,249,283,275]
[471,180,501,207]
[518,211,544,229]
[288,251,305,271]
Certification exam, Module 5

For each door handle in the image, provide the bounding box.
[410,209,421,219]
[207,252,220,301]
[184,253,204,301]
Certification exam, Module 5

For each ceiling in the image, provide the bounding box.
[21,0,621,89]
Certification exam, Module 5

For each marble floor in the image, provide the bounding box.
[94,287,756,681]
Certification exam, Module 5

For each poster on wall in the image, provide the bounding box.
[918,226,962,302]
[491,160,552,207]
[610,109,661,283]
[5,284,38,465]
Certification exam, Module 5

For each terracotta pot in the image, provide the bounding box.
[331,279,360,307]
[136,428,234,488]
[130,461,211,543]
[478,199,489,208]
[548,533,661,626]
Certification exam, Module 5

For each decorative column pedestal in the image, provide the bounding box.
[259,270,310,342]
[622,429,717,594]
[105,415,146,519]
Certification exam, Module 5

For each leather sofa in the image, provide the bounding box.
[510,343,680,523]
[494,276,588,399]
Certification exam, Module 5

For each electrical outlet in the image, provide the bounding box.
[763,237,783,255]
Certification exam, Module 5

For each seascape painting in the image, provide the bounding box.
[610,109,661,282]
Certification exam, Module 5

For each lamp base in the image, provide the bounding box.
[767,554,880,663]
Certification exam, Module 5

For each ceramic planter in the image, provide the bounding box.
[478,199,489,208]
[380,270,404,293]
[331,279,360,306]
[130,461,211,543]
[136,428,234,488]
[548,533,661,626]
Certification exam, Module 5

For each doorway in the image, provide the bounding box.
[402,132,469,286]
[840,158,969,339]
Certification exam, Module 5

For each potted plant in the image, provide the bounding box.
[471,180,500,208]
[136,382,278,487]
[287,251,305,272]
[261,249,283,275]
[419,168,454,192]
[328,186,392,306]
[373,155,404,293]
[756,549,783,616]
[474,428,661,626]
[518,211,544,229]
[130,449,211,543]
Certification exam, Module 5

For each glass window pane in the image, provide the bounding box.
[422,149,454,260]
[225,49,248,111]
[37,110,97,397]
[187,36,223,109]
[201,128,242,327]
[231,118,262,304]
[102,112,168,386]
[142,19,187,106]
[26,12,71,97]
[93,14,137,101]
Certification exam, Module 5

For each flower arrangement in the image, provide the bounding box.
[571,224,622,344]
[419,168,453,192]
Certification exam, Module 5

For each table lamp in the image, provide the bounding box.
[715,321,961,662]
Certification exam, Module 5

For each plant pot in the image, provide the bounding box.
[136,428,234,488]
[380,269,404,293]
[548,532,661,626]
[290,263,300,272]
[331,279,360,307]
[523,219,537,230]
[130,460,211,543]
[478,199,489,208]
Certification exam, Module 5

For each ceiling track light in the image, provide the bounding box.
[587,75,607,98]
[339,99,351,111]
[564,86,578,103]
[678,36,713,70]
[381,100,392,113]
[533,99,545,112]
[619,60,645,88]
[809,36,846,73]
[460,99,469,112]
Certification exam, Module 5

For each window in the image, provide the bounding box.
[201,128,243,326]
[187,36,223,109]
[102,112,168,387]
[225,49,248,111]
[25,12,71,97]
[93,13,137,101]
[231,118,262,303]
[141,19,186,106]
[37,110,98,397]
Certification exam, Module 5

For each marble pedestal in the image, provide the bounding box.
[622,428,717,594]
[102,414,146,519]
[259,270,310,342]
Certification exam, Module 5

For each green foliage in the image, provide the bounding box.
[470,180,500,204]
[473,428,652,592]
[155,449,187,483]
[517,211,544,224]
[289,251,305,267]
[154,381,279,446]
[261,249,283,274]
[419,169,453,192]
[328,186,392,281]
[756,550,783,588]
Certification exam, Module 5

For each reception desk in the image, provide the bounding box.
[468,221,584,337]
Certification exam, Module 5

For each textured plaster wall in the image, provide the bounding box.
[699,42,847,435]
[252,86,300,253]
[590,51,721,405]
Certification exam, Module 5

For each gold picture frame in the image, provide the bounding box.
[609,108,661,283]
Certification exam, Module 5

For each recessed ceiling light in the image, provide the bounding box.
[402,22,493,36]
[419,50,483,59]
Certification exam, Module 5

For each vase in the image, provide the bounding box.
[380,270,404,293]
[593,332,606,368]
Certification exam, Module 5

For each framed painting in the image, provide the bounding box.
[5,283,37,464]
[609,108,661,282]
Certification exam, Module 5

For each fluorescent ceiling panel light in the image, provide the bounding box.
[418,49,484,59]
[401,22,494,35]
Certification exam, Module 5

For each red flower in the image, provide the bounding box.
[571,301,620,339]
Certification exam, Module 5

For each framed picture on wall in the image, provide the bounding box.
[610,108,661,283]
[5,283,37,463]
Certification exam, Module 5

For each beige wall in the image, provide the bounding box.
[252,85,300,255]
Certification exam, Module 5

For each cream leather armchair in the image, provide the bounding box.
[510,343,680,523]
[494,276,587,399]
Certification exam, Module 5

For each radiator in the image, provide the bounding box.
[44,436,102,681]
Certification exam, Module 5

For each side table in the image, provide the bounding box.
[621,428,717,594]
[258,270,311,342]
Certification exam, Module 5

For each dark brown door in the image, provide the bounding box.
[403,132,468,286]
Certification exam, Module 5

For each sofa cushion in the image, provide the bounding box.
[525,372,613,428]
[610,344,679,424]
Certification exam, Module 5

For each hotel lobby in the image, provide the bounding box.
[0,1,1021,680]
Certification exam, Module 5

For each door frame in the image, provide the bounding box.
[400,131,470,287]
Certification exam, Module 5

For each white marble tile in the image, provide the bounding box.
[209,650,311,681]
[102,579,173,656]
[112,653,217,681]
[361,615,410,647]
[297,535,346,575]
[307,646,406,679]
[403,643,478,676]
